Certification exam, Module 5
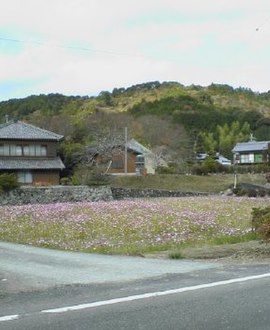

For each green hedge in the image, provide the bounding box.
[0,173,20,192]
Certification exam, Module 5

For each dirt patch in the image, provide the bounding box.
[180,240,270,261]
[144,241,270,264]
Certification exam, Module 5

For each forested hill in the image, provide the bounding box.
[1,81,270,168]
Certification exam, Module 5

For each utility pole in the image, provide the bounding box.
[124,127,128,175]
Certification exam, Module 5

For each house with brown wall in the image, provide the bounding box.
[109,139,156,175]
[86,139,160,176]
[0,121,65,185]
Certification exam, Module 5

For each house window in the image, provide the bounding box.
[17,171,33,183]
[249,154,254,163]
[29,145,35,156]
[35,145,41,156]
[10,145,16,156]
[16,145,22,156]
[3,145,9,156]
[9,145,21,156]
[41,145,47,156]
[23,145,30,156]
[240,154,248,163]
[112,160,124,169]
[240,154,254,163]
[23,145,47,156]
[0,144,48,157]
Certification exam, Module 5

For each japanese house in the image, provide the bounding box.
[85,138,160,175]
[232,140,270,165]
[109,139,157,175]
[0,121,65,184]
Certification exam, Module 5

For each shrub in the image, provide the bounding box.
[71,175,81,186]
[201,157,218,174]
[60,177,71,185]
[247,188,258,197]
[0,173,20,192]
[233,187,247,196]
[233,185,267,197]
[169,251,184,259]
[156,164,177,174]
[236,164,270,174]
[251,207,270,242]
[72,164,112,186]
[258,189,266,197]
[86,172,112,186]
[191,164,206,175]
[191,157,229,175]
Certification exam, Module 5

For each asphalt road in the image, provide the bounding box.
[0,241,218,292]
[1,242,270,330]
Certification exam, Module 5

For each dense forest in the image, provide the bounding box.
[1,81,270,175]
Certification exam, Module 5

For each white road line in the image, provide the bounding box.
[1,272,270,323]
[0,314,19,322]
[41,273,270,314]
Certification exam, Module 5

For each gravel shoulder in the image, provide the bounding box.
[145,240,270,264]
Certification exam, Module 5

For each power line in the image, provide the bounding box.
[0,36,145,58]
[0,37,43,46]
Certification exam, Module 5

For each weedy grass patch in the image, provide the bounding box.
[111,174,266,193]
[0,196,268,255]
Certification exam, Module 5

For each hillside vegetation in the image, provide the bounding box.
[1,81,270,176]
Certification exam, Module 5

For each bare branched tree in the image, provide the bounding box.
[72,130,127,175]
[150,145,170,169]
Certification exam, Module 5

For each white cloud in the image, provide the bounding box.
[0,0,270,100]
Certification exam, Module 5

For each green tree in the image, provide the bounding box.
[217,121,250,157]
[98,91,113,106]
[199,132,217,154]
[199,121,251,158]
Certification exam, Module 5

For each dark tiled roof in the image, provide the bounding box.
[232,141,270,153]
[0,157,65,170]
[0,121,64,141]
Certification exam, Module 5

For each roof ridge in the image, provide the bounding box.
[0,121,64,141]
[236,140,270,144]
[0,121,14,129]
[17,121,63,139]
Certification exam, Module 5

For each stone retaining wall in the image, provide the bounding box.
[0,186,208,205]
[111,187,207,199]
[0,186,113,205]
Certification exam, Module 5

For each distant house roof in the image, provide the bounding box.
[196,153,208,161]
[0,157,65,170]
[232,141,270,153]
[217,155,231,166]
[127,139,152,155]
[0,121,64,141]
[85,139,152,156]
[196,153,231,165]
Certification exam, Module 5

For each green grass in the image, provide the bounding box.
[111,174,266,193]
[168,251,185,259]
[206,231,258,245]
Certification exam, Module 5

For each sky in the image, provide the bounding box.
[0,0,270,101]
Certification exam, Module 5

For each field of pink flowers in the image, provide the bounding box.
[0,196,268,254]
